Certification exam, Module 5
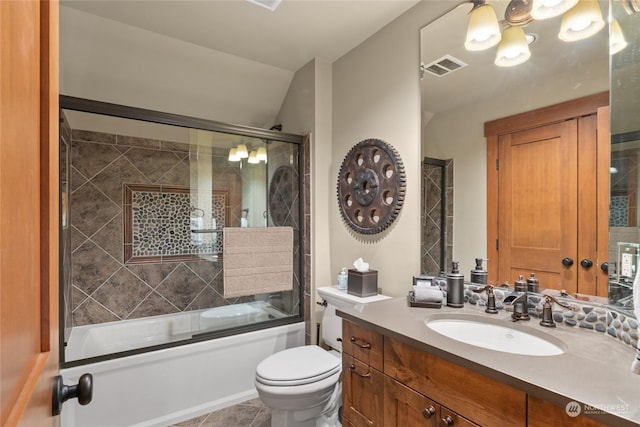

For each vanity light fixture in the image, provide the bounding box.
[228,147,240,162]
[248,150,260,164]
[558,0,605,42]
[495,25,531,66]
[609,18,628,54]
[464,2,502,51]
[531,0,579,20]
[257,147,268,162]
[236,144,249,159]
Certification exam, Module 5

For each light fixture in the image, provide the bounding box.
[257,147,268,162]
[464,3,502,51]
[495,26,531,67]
[531,0,579,20]
[236,144,249,158]
[228,147,240,162]
[558,0,605,42]
[248,150,259,164]
[609,18,628,55]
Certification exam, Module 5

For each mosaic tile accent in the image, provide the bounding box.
[610,195,629,227]
[462,285,638,351]
[123,184,227,263]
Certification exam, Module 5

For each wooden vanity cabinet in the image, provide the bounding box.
[527,396,609,427]
[342,321,385,426]
[384,376,479,427]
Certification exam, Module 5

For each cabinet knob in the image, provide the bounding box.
[440,415,454,426]
[580,258,593,269]
[601,262,608,273]
[422,405,436,419]
[562,257,574,267]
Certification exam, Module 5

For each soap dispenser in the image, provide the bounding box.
[470,258,487,285]
[446,261,465,308]
[526,273,539,293]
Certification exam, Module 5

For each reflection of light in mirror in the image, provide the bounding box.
[531,0,579,20]
[257,147,268,162]
[558,0,605,41]
[610,167,619,174]
[248,150,259,164]
[228,147,240,162]
[236,143,249,158]
[609,18,628,54]
[495,25,532,66]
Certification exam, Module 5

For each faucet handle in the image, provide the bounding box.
[472,285,498,314]
[540,294,578,328]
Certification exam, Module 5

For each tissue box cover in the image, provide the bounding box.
[347,269,378,297]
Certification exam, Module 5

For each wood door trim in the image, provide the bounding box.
[486,93,609,284]
[484,92,609,137]
[596,106,610,297]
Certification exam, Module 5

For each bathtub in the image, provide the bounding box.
[60,305,304,427]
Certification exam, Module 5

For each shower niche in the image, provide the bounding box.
[60,96,306,364]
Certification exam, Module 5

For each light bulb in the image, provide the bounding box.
[558,0,604,42]
[257,147,268,162]
[228,148,240,162]
[248,150,259,164]
[495,26,531,67]
[531,0,579,20]
[236,144,249,158]
[464,4,501,51]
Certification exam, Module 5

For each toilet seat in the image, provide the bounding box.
[256,345,341,387]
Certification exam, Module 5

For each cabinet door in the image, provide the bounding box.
[527,396,610,427]
[384,376,439,426]
[342,356,384,426]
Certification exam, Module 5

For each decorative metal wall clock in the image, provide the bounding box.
[337,138,406,234]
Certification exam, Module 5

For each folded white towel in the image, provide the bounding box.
[413,286,443,303]
[632,271,640,374]
[190,216,203,245]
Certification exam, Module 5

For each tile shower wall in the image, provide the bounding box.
[421,159,453,276]
[69,129,306,328]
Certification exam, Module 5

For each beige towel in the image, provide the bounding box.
[223,227,294,298]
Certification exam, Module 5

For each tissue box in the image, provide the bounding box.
[347,269,378,297]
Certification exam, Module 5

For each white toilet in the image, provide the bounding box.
[254,286,390,427]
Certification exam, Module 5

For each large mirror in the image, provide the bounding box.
[421,0,640,314]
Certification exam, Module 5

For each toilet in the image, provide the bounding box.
[255,286,390,427]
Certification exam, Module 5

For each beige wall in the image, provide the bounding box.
[330,2,453,297]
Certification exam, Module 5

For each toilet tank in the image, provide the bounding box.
[317,286,390,352]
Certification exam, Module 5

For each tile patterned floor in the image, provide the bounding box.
[170,398,271,427]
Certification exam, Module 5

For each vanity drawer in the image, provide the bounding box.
[384,376,440,426]
[342,356,384,426]
[342,320,383,370]
[384,337,526,426]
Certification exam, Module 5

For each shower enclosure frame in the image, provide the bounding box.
[59,95,307,368]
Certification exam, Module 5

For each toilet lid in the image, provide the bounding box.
[256,345,341,386]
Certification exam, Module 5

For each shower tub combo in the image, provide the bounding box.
[61,303,304,427]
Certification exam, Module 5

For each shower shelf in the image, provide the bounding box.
[191,229,223,233]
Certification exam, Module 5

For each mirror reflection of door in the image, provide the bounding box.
[486,92,609,295]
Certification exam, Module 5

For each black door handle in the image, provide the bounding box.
[580,259,593,269]
[601,262,608,273]
[562,257,574,267]
[52,373,93,416]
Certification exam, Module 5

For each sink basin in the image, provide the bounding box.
[425,315,565,356]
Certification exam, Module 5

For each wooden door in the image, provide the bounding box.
[1,1,59,426]
[498,120,580,292]
[486,93,609,295]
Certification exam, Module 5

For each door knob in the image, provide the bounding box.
[601,262,608,273]
[580,259,593,269]
[52,373,93,416]
[562,257,574,267]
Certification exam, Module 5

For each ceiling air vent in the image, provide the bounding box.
[420,55,468,78]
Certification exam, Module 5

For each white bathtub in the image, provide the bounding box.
[61,308,304,426]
